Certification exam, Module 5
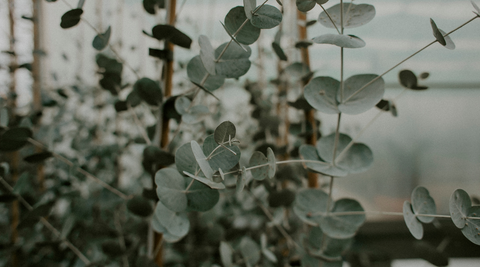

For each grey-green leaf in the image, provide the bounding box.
[249,151,269,180]
[304,76,340,114]
[175,142,198,177]
[335,143,373,174]
[461,206,480,245]
[199,35,216,75]
[430,18,446,46]
[299,145,347,177]
[191,140,214,179]
[203,134,241,172]
[220,242,234,267]
[319,199,366,239]
[403,201,423,240]
[251,5,282,29]
[187,55,225,92]
[214,121,236,144]
[225,6,260,45]
[267,147,276,179]
[154,201,190,238]
[244,0,256,20]
[449,189,471,229]
[215,42,252,78]
[272,42,288,61]
[293,189,331,226]
[411,186,436,224]
[312,34,365,48]
[296,0,316,12]
[155,168,188,212]
[318,3,375,29]
[338,74,385,115]
[240,237,261,266]
[185,178,219,212]
[92,26,111,51]
[316,133,351,163]
[134,77,163,106]
[182,105,210,124]
[174,96,191,115]
[439,29,455,50]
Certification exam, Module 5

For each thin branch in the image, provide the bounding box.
[0,177,91,265]
[27,138,131,200]
[319,4,340,34]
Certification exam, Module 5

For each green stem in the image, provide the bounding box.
[343,16,478,104]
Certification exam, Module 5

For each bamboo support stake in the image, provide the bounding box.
[297,10,318,188]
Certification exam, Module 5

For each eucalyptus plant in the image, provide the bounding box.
[1,0,480,266]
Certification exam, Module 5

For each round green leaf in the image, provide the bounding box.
[185,178,219,212]
[267,147,276,179]
[338,74,385,115]
[92,26,111,51]
[312,34,365,48]
[293,189,331,226]
[296,0,316,12]
[318,3,375,29]
[449,189,471,229]
[191,140,214,179]
[154,201,190,237]
[249,151,269,180]
[220,242,234,267]
[133,77,163,106]
[439,29,455,50]
[152,24,192,49]
[316,133,351,163]
[319,198,366,239]
[244,0,256,20]
[272,42,287,61]
[335,143,373,174]
[411,186,436,223]
[430,18,446,46]
[304,76,340,114]
[199,35,216,75]
[187,56,225,92]
[60,9,83,29]
[0,127,33,152]
[225,6,261,45]
[203,135,241,172]
[214,121,236,144]
[174,96,191,115]
[461,206,480,245]
[175,142,197,176]
[214,42,252,78]
[403,201,423,240]
[127,196,153,217]
[250,5,282,29]
[285,62,311,78]
[151,215,183,243]
[240,237,261,266]
[299,144,347,177]
[155,168,188,212]
[398,70,428,90]
[182,105,210,124]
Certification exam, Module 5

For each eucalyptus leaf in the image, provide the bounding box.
[285,62,311,78]
[403,201,423,240]
[318,3,375,29]
[398,70,428,90]
[182,105,210,124]
[240,237,261,266]
[185,177,219,212]
[266,147,276,179]
[154,201,190,238]
[411,186,436,223]
[60,9,83,29]
[338,74,385,115]
[272,42,288,61]
[187,56,225,91]
[312,34,365,48]
[133,77,163,106]
[304,76,340,114]
[449,189,471,229]
[430,18,446,46]
[175,142,198,176]
[244,0,256,20]
[199,35,217,75]
[155,168,188,212]
[319,198,366,239]
[220,242,234,267]
[191,140,214,179]
[214,121,236,144]
[250,5,282,29]
[225,6,261,45]
[249,151,269,181]
[92,26,111,51]
[299,144,347,177]
[293,189,331,226]
[296,0,316,12]
[439,29,455,50]
[151,215,183,243]
[215,42,252,78]
[174,96,191,115]
[461,206,480,245]
[0,127,33,152]
[203,135,241,172]
[152,24,192,49]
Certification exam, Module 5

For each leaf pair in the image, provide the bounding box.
[403,186,437,240]
[304,74,385,115]
[294,189,366,239]
[449,189,480,245]
[300,133,373,177]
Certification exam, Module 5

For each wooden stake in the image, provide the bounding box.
[297,10,318,188]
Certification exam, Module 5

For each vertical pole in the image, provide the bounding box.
[155,1,177,266]
[32,0,45,192]
[297,10,318,188]
[7,1,19,266]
